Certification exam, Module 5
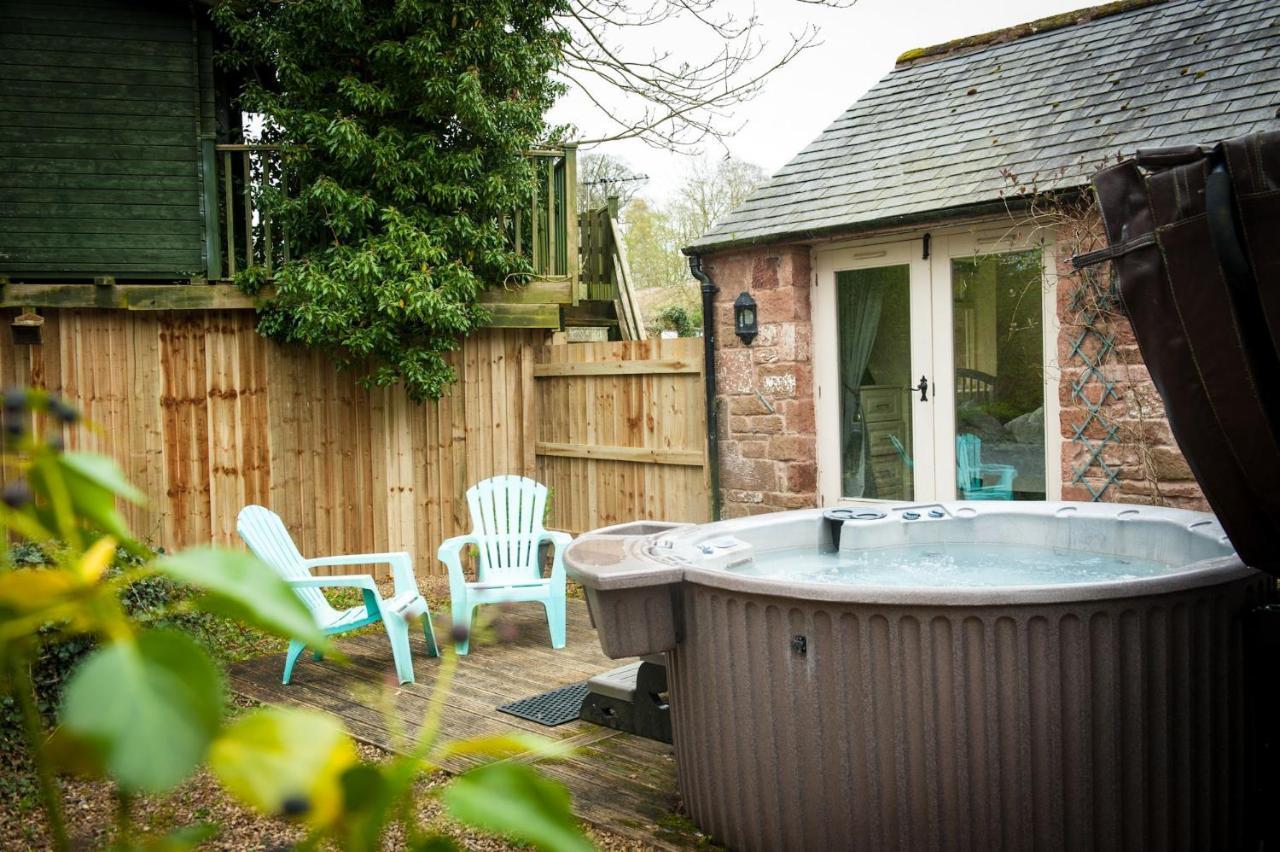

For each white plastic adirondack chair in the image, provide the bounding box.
[437,476,571,654]
[237,505,438,684]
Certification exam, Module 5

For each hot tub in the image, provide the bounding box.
[565,502,1271,851]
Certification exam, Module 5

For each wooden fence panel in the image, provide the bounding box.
[534,338,709,534]
[0,309,540,578]
[0,310,707,569]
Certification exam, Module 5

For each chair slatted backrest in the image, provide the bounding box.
[465,476,548,583]
[956,434,982,490]
[236,505,334,620]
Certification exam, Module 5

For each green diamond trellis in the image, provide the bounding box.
[1067,266,1121,500]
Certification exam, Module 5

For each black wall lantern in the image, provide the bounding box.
[733,291,758,344]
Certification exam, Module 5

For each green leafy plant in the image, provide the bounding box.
[0,387,593,851]
[212,0,568,401]
[652,304,701,338]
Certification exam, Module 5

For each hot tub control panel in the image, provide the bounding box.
[691,535,754,571]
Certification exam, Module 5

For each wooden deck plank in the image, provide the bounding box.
[228,600,696,849]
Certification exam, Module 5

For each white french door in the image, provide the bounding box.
[813,230,1059,505]
[813,240,937,503]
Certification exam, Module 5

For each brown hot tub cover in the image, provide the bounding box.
[1076,129,1280,574]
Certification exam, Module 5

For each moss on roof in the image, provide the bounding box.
[895,0,1169,67]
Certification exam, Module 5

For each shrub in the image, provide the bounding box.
[1,545,176,734]
[652,304,702,337]
[212,0,568,402]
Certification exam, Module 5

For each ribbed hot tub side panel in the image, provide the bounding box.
[667,578,1265,852]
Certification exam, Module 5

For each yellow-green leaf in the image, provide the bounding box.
[443,763,594,852]
[0,568,77,614]
[61,630,223,793]
[60,451,145,504]
[155,548,329,650]
[77,535,117,584]
[209,706,357,827]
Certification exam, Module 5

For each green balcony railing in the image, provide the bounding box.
[204,140,581,299]
[508,145,577,290]
[203,142,285,281]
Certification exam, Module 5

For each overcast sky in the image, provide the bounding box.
[550,0,1094,203]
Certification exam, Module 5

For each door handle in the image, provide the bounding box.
[910,375,929,402]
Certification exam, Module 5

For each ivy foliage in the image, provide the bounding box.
[213,0,568,400]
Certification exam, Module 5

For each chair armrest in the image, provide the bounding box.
[538,530,573,583]
[438,534,479,594]
[539,529,573,546]
[538,530,573,559]
[977,463,1017,489]
[304,552,418,597]
[303,552,407,569]
[288,574,379,592]
[438,534,479,560]
[289,575,383,621]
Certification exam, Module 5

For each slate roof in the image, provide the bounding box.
[688,0,1280,252]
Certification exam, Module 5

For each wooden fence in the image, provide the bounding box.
[1,311,709,572]
[0,309,539,575]
[535,338,709,534]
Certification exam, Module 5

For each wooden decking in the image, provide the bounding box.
[228,600,699,849]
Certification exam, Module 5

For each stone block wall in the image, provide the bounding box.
[702,245,818,518]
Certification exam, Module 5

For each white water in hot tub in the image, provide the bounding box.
[734,542,1178,587]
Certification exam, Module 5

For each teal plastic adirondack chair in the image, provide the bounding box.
[237,505,438,685]
[955,434,1016,500]
[888,434,914,469]
[437,476,571,655]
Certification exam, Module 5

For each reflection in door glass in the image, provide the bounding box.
[836,266,914,500]
[951,250,1045,500]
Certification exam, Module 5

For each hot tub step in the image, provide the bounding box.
[580,658,671,744]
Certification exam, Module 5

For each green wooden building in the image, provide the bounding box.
[0,0,644,330]
[0,0,221,282]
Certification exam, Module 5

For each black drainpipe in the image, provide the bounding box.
[688,254,721,520]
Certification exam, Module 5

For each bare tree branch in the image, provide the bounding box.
[559,0,855,152]
[577,151,648,211]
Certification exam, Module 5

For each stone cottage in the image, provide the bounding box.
[684,0,1280,518]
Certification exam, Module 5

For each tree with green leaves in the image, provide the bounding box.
[616,156,764,333]
[214,0,568,401]
[212,0,843,398]
[621,198,684,290]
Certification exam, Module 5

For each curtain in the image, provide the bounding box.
[836,273,886,498]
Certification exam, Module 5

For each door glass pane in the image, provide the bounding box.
[836,266,914,500]
[951,250,1045,500]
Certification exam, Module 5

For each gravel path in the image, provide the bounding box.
[0,698,654,851]
[0,745,651,850]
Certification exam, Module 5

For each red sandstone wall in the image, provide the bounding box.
[703,246,819,518]
[1051,232,1208,510]
[701,226,1207,517]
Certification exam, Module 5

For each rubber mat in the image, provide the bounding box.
[497,681,590,727]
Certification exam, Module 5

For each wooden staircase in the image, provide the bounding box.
[568,198,646,340]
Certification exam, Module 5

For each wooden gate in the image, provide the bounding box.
[534,338,710,534]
